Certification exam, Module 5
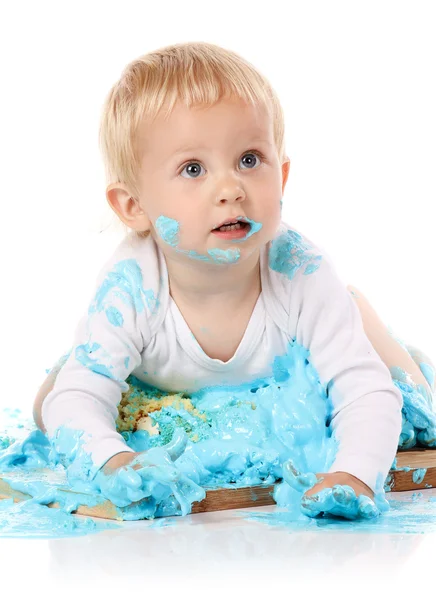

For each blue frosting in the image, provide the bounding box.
[88,258,160,318]
[0,499,118,538]
[420,362,435,388]
[1,337,435,538]
[412,468,427,484]
[390,366,436,449]
[269,229,323,279]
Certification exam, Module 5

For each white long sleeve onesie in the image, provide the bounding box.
[42,221,403,491]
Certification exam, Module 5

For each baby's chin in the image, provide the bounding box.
[156,220,278,265]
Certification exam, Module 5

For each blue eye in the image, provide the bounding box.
[180,162,205,179]
[179,151,263,179]
[240,152,261,170]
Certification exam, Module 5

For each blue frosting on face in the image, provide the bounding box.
[155,216,180,246]
[154,215,263,264]
[187,248,241,264]
[224,217,263,243]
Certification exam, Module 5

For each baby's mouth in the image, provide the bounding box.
[212,221,250,233]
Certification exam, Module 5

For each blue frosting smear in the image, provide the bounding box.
[88,258,160,318]
[269,229,323,279]
[412,468,427,484]
[1,338,435,537]
[67,258,161,385]
[0,412,119,538]
[420,362,435,388]
[0,499,118,538]
[155,215,180,246]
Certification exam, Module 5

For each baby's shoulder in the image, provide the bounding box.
[93,232,164,323]
[96,232,158,283]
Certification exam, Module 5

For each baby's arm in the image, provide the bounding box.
[293,256,403,497]
[40,262,149,478]
[33,364,137,472]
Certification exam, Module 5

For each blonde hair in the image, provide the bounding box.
[99,41,286,238]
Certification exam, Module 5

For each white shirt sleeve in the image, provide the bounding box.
[42,259,149,474]
[293,255,403,493]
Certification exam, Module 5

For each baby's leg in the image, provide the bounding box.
[347,285,434,401]
[33,351,71,433]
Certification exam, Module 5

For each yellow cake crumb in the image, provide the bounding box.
[116,383,207,433]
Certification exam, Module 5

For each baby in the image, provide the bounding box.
[33,41,434,519]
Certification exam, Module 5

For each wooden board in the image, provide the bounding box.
[390,447,436,491]
[1,448,435,521]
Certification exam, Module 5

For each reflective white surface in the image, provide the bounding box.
[1,489,435,598]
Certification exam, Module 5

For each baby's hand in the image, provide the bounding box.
[102,427,186,481]
[94,429,205,514]
[282,459,380,520]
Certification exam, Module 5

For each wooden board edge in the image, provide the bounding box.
[191,483,276,513]
[396,448,436,468]
[1,452,435,521]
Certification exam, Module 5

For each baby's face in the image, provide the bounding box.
[136,96,288,265]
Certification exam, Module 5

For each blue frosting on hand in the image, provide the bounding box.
[278,459,389,521]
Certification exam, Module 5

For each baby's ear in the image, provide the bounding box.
[281,157,291,194]
[106,184,151,232]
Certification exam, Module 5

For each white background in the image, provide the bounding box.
[0,0,435,415]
